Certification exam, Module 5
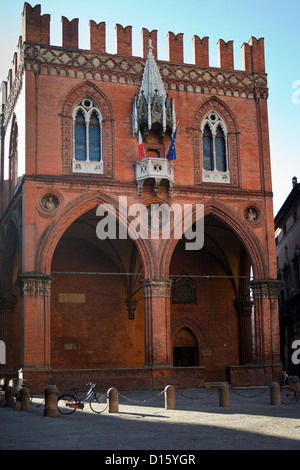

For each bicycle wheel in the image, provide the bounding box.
[280,386,296,404]
[57,394,77,414]
[89,392,108,413]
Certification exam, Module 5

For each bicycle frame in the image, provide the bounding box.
[58,382,108,414]
[67,382,95,410]
[280,371,300,404]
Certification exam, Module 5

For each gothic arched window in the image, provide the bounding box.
[201,111,229,183]
[73,98,103,174]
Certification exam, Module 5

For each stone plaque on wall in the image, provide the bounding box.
[59,293,86,303]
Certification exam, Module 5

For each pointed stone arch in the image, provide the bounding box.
[172,317,208,367]
[35,191,155,278]
[157,199,267,281]
[61,81,115,176]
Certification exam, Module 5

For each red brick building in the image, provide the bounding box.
[0,3,281,391]
[275,177,300,374]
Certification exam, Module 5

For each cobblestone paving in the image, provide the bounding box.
[1,387,300,451]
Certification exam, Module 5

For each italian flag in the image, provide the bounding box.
[137,122,145,161]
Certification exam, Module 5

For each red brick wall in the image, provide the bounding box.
[51,237,145,369]
[23,69,269,193]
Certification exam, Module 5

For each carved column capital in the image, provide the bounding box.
[141,279,172,298]
[17,274,53,297]
[250,279,281,300]
[234,299,253,316]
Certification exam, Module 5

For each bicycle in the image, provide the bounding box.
[57,381,107,414]
[280,371,300,404]
[15,379,45,408]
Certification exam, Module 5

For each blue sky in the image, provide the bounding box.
[0,0,299,214]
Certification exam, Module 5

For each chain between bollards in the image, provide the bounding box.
[0,380,285,415]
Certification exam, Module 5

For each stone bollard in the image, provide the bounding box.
[270,382,281,405]
[20,387,30,411]
[5,386,14,408]
[219,383,230,407]
[107,387,119,413]
[165,385,175,410]
[44,385,58,417]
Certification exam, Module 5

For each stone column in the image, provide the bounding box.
[142,279,173,368]
[18,274,53,370]
[250,279,281,366]
[234,299,253,364]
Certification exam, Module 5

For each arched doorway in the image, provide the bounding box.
[173,327,199,366]
[50,208,145,370]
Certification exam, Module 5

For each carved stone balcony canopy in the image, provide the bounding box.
[136,157,174,196]
[132,40,176,136]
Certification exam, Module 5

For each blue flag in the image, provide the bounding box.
[167,126,177,161]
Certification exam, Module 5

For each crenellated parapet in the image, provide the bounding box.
[217,40,234,70]
[19,3,266,73]
[22,2,50,45]
[193,36,209,68]
[90,20,106,53]
[1,2,268,128]
[242,37,265,73]
[62,17,79,50]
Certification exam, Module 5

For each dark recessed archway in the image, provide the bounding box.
[169,214,252,380]
[50,208,145,370]
[173,327,199,367]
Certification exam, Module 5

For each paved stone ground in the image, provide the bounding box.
[1,387,300,453]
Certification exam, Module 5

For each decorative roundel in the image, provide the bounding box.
[82,99,93,110]
[244,205,260,223]
[41,193,60,212]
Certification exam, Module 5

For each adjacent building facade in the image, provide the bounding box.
[0,3,281,391]
[275,177,300,375]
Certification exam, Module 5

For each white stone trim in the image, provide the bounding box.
[201,110,230,182]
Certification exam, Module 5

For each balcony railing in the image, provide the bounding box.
[135,157,174,196]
